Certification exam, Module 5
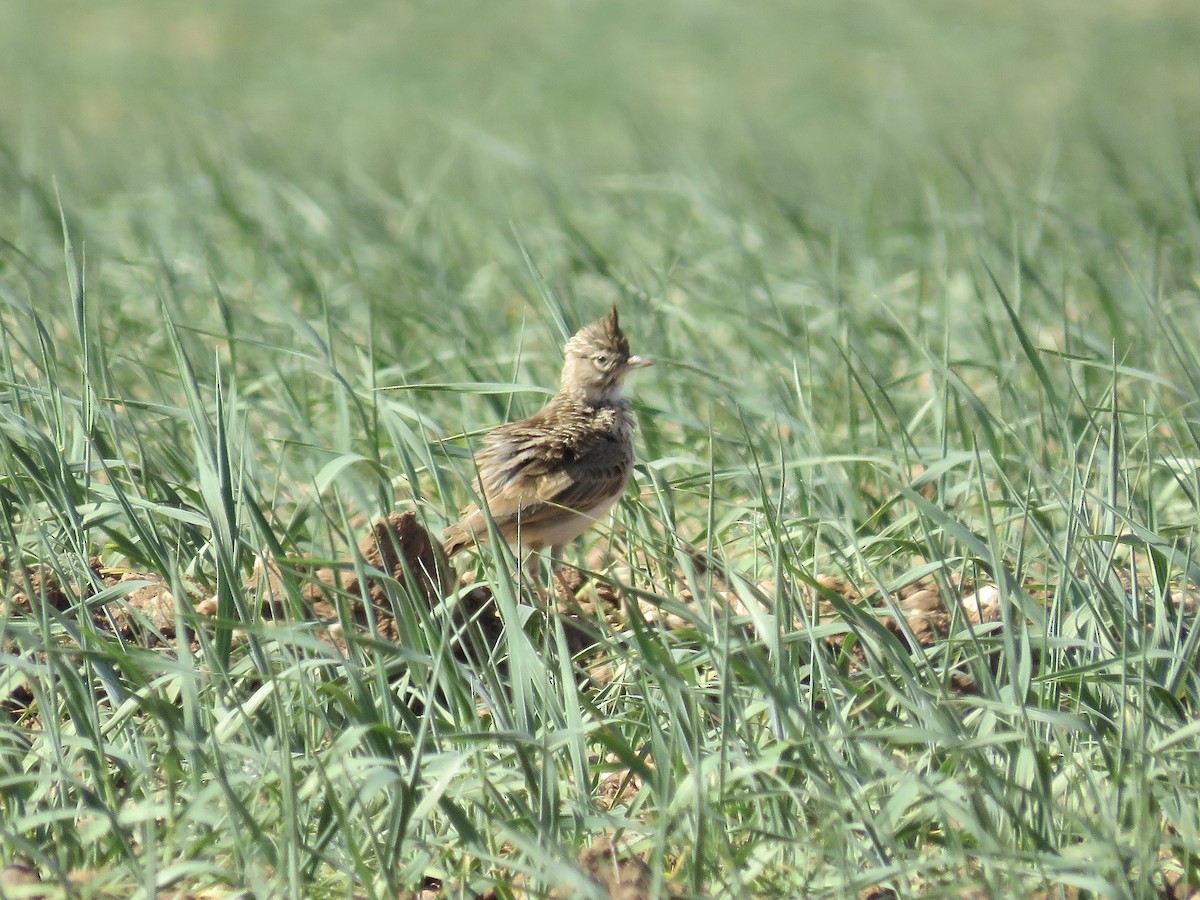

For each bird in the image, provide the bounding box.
[442,307,652,585]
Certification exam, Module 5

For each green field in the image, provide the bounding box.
[3,2,1200,897]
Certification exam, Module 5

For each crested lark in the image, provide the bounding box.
[442,307,652,578]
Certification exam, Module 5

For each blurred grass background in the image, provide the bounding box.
[4,0,1199,209]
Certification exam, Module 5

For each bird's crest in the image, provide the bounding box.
[568,306,630,360]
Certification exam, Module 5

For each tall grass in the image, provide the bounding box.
[3,3,1200,898]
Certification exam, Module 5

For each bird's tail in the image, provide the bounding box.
[441,524,475,558]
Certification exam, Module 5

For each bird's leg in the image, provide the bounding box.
[520,550,562,603]
[523,550,543,590]
[548,544,576,599]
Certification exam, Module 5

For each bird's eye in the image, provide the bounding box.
[596,355,609,366]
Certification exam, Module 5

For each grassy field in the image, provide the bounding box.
[3,2,1200,897]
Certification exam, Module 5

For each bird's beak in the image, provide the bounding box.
[626,355,653,369]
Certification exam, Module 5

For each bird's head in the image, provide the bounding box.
[559,307,652,402]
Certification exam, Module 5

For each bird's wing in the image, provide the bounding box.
[444,406,634,553]
[473,418,630,528]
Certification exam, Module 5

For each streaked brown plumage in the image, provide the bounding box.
[442,307,652,568]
